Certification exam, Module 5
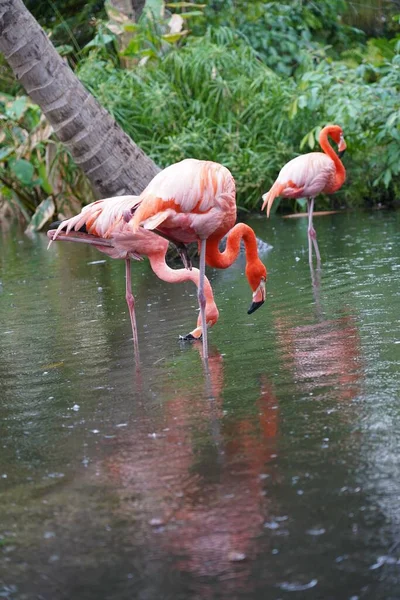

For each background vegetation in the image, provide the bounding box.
[0,0,399,228]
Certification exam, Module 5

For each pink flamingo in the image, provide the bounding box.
[47,195,219,356]
[131,159,268,360]
[262,124,347,265]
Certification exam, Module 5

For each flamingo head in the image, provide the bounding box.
[247,261,267,314]
[328,125,347,158]
[181,302,219,341]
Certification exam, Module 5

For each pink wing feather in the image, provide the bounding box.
[51,195,141,241]
[47,195,169,260]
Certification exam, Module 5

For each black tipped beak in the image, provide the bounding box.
[247,300,265,315]
[338,149,346,159]
[179,333,198,341]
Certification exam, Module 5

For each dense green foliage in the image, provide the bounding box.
[77,1,400,211]
[0,0,399,226]
[198,0,359,75]
[78,27,298,209]
[26,0,106,49]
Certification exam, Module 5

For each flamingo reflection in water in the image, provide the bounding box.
[106,344,279,594]
[274,280,362,404]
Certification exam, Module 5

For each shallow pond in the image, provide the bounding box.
[0,210,399,600]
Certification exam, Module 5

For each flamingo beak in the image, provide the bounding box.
[248,279,266,314]
[180,326,202,341]
[338,134,347,159]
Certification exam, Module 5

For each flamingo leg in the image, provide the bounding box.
[125,258,140,362]
[307,198,321,266]
[198,238,208,360]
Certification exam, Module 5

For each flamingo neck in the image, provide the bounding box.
[206,223,259,271]
[148,252,217,315]
[319,127,346,189]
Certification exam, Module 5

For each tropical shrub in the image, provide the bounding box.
[78,27,300,209]
[1,0,399,226]
[0,94,94,230]
[78,17,400,211]
[195,0,362,75]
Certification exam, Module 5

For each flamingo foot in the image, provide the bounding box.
[179,324,203,341]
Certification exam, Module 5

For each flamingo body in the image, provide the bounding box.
[134,159,237,243]
[132,159,267,360]
[48,195,219,350]
[267,152,338,201]
[262,125,347,265]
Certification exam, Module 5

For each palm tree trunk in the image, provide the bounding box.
[0,0,160,198]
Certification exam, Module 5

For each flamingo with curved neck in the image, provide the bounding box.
[47,195,219,359]
[148,251,218,340]
[261,124,347,265]
[131,159,268,360]
[206,223,267,314]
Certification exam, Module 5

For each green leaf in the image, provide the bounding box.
[0,146,14,161]
[6,96,28,121]
[385,112,399,128]
[38,163,53,195]
[296,198,307,211]
[10,192,31,222]
[0,186,12,200]
[55,44,75,56]
[123,37,141,55]
[382,169,392,188]
[144,0,164,18]
[288,98,298,120]
[9,159,35,185]
[25,197,55,234]
[300,131,314,150]
[85,31,115,49]
[162,32,188,43]
[123,23,140,32]
[179,11,204,18]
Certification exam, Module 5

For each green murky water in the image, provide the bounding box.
[0,210,399,599]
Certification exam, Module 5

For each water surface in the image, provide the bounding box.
[0,210,399,599]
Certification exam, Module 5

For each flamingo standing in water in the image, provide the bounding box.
[131,158,267,360]
[261,124,347,265]
[47,195,219,356]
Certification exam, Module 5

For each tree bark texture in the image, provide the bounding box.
[0,0,160,198]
